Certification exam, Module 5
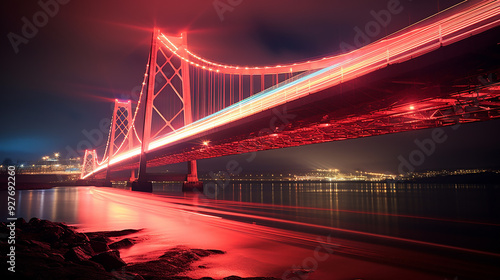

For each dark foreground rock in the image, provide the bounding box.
[109,237,135,249]
[90,250,127,271]
[125,246,224,279]
[0,218,279,280]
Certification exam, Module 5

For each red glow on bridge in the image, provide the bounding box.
[81,0,500,180]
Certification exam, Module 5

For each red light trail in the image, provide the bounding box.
[82,0,500,179]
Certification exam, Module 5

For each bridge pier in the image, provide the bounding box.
[182,160,203,192]
[130,169,152,192]
[130,169,136,182]
[132,153,153,192]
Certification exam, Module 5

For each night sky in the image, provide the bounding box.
[1,0,499,174]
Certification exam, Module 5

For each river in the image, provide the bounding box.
[2,182,499,279]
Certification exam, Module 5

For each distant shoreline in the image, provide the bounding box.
[2,171,498,191]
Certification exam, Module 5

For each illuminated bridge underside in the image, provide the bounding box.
[89,0,500,178]
[101,28,500,177]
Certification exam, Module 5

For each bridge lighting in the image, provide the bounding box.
[54,152,60,158]
[84,6,498,179]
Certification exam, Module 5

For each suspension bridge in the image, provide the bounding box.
[79,0,500,191]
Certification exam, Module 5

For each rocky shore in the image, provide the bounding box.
[0,218,279,280]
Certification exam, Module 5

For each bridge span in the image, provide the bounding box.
[80,0,500,191]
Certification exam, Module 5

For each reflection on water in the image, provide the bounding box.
[156,182,500,221]
[155,181,500,253]
[2,182,500,254]
[1,187,144,230]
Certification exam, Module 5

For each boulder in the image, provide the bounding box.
[80,259,106,271]
[90,250,127,271]
[111,270,146,280]
[64,245,93,263]
[192,248,225,257]
[30,240,51,251]
[89,235,110,243]
[90,240,110,253]
[29,217,42,226]
[109,238,134,249]
[62,227,89,244]
[37,220,66,243]
[49,252,65,262]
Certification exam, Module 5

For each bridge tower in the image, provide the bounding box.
[133,29,202,192]
[80,149,98,179]
[105,99,133,186]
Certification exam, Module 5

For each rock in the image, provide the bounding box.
[29,217,42,225]
[90,240,110,253]
[109,238,134,249]
[90,235,111,243]
[87,228,143,239]
[192,248,225,257]
[111,270,146,280]
[62,227,89,244]
[47,262,64,268]
[30,240,51,251]
[18,239,32,246]
[80,259,106,271]
[37,221,66,243]
[206,249,225,254]
[160,247,201,266]
[80,243,95,255]
[131,274,145,280]
[49,252,65,262]
[28,252,50,259]
[64,245,93,263]
[90,250,127,271]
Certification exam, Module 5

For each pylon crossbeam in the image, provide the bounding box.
[151,106,185,140]
[155,63,183,99]
[80,149,98,179]
[152,104,176,131]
